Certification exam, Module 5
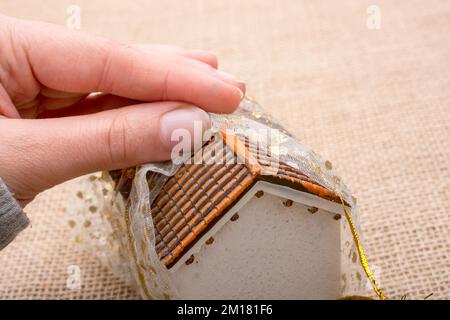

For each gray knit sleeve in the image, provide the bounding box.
[0,178,30,250]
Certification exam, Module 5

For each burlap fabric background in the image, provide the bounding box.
[0,0,449,299]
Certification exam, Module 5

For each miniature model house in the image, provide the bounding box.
[113,130,352,299]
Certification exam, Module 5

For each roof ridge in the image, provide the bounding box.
[218,131,262,176]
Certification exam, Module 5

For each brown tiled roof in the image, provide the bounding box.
[113,132,340,268]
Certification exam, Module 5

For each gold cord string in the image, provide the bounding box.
[339,196,388,300]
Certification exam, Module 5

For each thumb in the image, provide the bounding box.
[0,102,211,202]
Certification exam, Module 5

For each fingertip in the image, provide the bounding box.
[231,86,245,112]
[236,81,246,97]
[208,83,243,114]
[215,70,246,96]
[189,50,218,69]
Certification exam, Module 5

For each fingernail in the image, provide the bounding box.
[237,87,245,101]
[218,70,236,80]
[159,106,211,153]
[218,70,246,85]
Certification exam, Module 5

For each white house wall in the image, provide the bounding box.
[169,182,342,299]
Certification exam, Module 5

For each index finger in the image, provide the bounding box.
[13,17,244,113]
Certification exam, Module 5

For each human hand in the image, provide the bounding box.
[0,14,245,205]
